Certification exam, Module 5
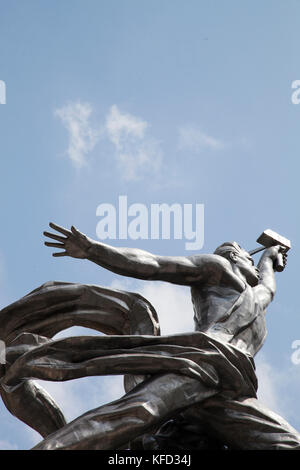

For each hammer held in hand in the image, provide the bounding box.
[249,229,291,272]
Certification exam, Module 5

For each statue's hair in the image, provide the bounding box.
[214,241,243,260]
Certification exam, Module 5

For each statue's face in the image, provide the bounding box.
[233,249,260,287]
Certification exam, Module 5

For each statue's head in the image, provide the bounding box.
[214,241,260,287]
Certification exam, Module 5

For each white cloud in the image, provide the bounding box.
[136,282,194,335]
[255,354,285,416]
[105,105,163,181]
[55,102,163,180]
[255,353,300,434]
[178,125,224,152]
[55,102,100,168]
[106,104,147,147]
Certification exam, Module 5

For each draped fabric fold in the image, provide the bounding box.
[0,281,160,436]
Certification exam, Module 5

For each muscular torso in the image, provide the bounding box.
[191,283,267,356]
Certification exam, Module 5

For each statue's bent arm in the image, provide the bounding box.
[253,247,282,310]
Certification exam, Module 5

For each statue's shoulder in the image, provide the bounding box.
[192,253,232,271]
[191,254,245,291]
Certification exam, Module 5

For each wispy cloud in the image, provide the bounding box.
[105,105,163,181]
[106,104,147,147]
[178,125,224,152]
[55,102,100,168]
[55,102,163,180]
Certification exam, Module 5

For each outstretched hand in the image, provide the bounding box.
[44,222,92,259]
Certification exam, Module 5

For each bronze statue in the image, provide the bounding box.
[0,223,299,450]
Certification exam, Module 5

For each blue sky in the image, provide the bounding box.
[0,0,300,449]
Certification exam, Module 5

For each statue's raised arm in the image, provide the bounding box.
[44,222,241,288]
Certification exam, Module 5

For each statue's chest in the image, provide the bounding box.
[191,285,242,330]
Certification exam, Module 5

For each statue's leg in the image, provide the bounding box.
[32,372,219,450]
[183,395,300,450]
